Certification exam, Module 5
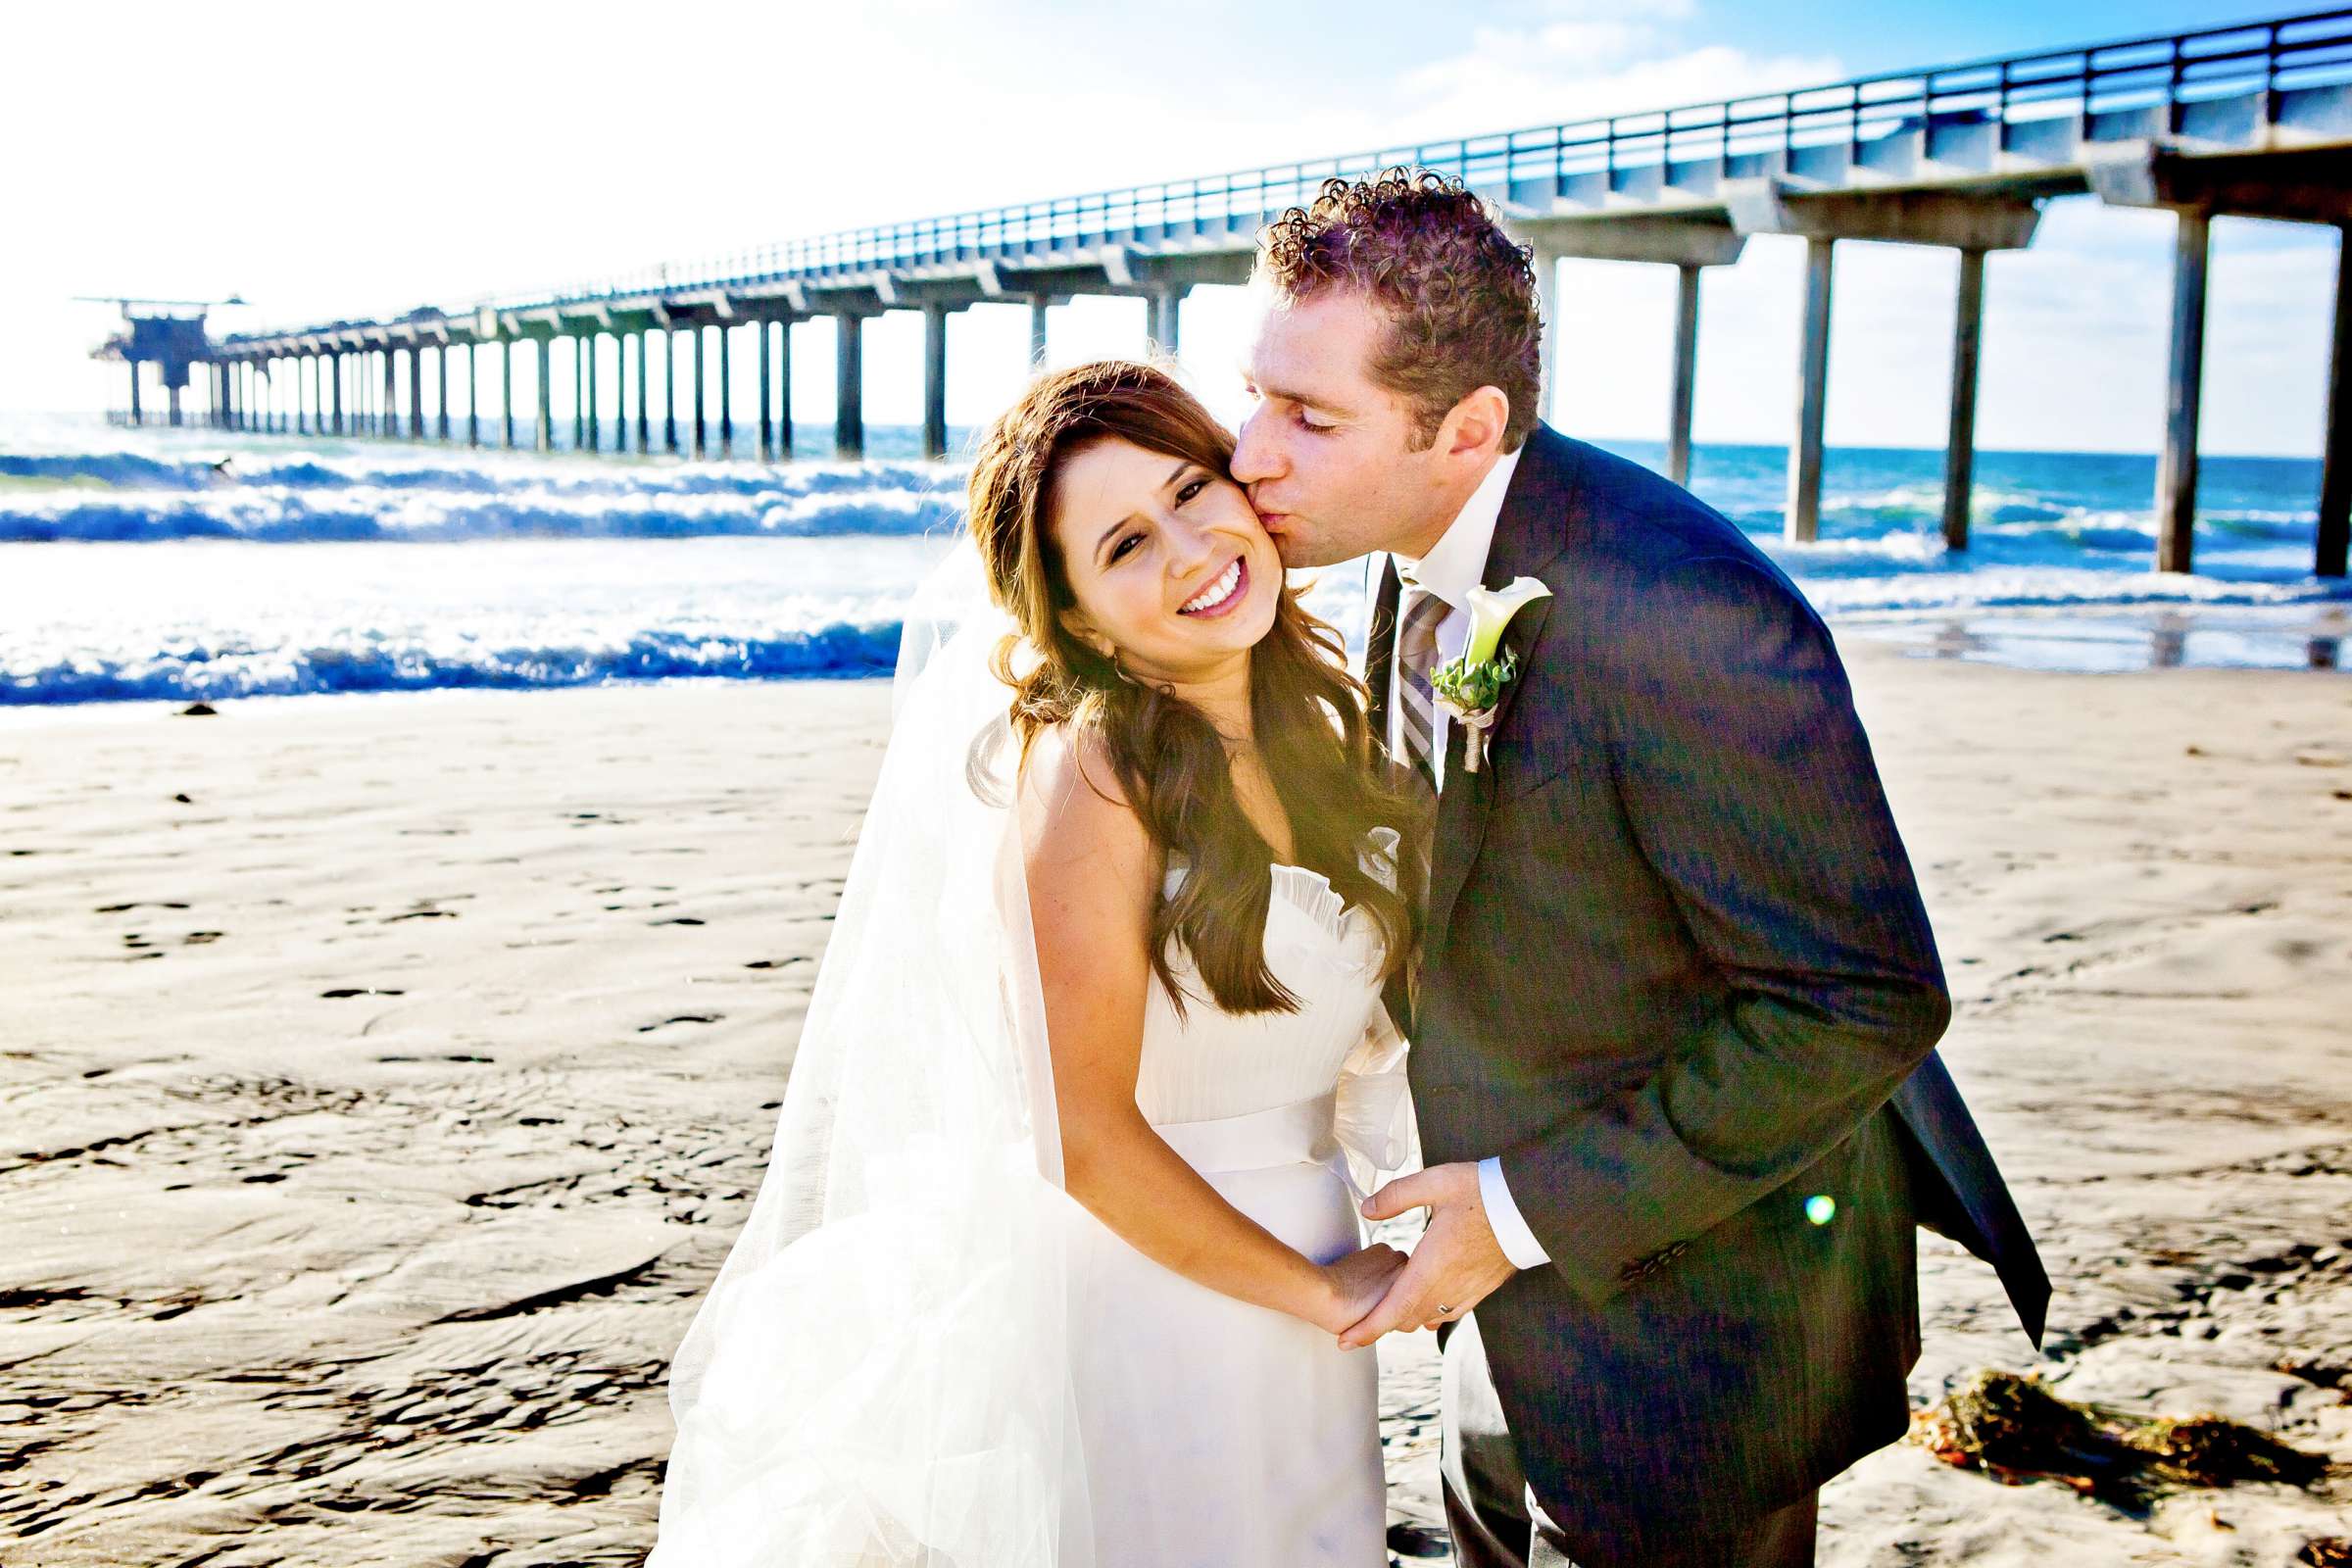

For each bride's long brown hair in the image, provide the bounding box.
[969,360,1425,1016]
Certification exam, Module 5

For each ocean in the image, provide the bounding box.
[2,413,2345,709]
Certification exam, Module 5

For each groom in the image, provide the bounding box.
[1231,170,2050,1568]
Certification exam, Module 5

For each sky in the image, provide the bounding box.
[3,0,2340,457]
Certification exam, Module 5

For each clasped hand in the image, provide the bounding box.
[1318,1161,1516,1350]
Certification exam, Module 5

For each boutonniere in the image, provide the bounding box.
[1428,576,1552,774]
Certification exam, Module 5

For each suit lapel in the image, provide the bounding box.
[1362,556,1417,1035]
[1365,554,1401,743]
[1422,427,1579,958]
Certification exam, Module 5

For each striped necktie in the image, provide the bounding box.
[1395,585,1450,785]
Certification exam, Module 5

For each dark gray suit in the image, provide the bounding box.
[1368,425,2048,1567]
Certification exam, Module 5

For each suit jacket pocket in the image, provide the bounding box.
[1491,707,1589,802]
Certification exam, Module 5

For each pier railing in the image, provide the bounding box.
[433,8,2352,315]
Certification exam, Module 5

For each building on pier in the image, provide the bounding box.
[84,297,244,431]
[113,10,2352,578]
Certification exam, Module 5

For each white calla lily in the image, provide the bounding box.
[1461,576,1552,668]
[1427,575,1553,774]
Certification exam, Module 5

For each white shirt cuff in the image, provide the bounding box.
[1478,1155,1552,1269]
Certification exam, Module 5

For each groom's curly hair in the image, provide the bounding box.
[1257,168,1543,452]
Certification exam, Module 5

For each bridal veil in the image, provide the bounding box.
[651,545,1095,1566]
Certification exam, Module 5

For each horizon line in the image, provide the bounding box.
[0,408,2326,468]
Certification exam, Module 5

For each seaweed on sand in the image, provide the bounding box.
[1910,1369,2335,1511]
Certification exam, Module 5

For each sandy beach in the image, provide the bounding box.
[4,642,2347,1566]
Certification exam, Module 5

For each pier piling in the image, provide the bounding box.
[1667,265,1701,487]
[1787,237,1836,544]
[2321,224,2352,578]
[1530,248,1560,422]
[718,324,733,458]
[692,325,707,459]
[1030,296,1050,367]
[636,330,650,455]
[2157,209,2211,574]
[835,314,864,460]
[778,319,794,461]
[922,304,949,460]
[1147,285,1186,357]
[663,326,678,454]
[1944,249,1987,552]
[535,337,553,453]
[614,333,629,454]
[585,333,599,453]
[759,319,774,463]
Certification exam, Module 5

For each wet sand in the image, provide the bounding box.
[3,647,2347,1565]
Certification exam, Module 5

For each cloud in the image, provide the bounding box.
[1391,10,1842,141]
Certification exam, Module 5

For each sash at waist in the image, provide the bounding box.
[1151,1091,1339,1175]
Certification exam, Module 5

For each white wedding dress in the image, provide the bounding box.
[649,581,1414,1567]
[1063,841,1411,1568]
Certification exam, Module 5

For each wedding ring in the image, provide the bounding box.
[1436,1303,1453,1314]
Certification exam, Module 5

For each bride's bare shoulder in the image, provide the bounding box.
[1017,722,1154,895]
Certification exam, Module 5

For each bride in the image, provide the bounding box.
[649,361,1429,1567]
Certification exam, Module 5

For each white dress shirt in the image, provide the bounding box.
[1376,445,1552,1271]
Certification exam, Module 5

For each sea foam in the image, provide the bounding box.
[3,415,2345,705]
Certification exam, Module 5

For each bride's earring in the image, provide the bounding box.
[1092,638,1138,687]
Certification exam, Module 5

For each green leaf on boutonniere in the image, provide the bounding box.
[1431,648,1517,714]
